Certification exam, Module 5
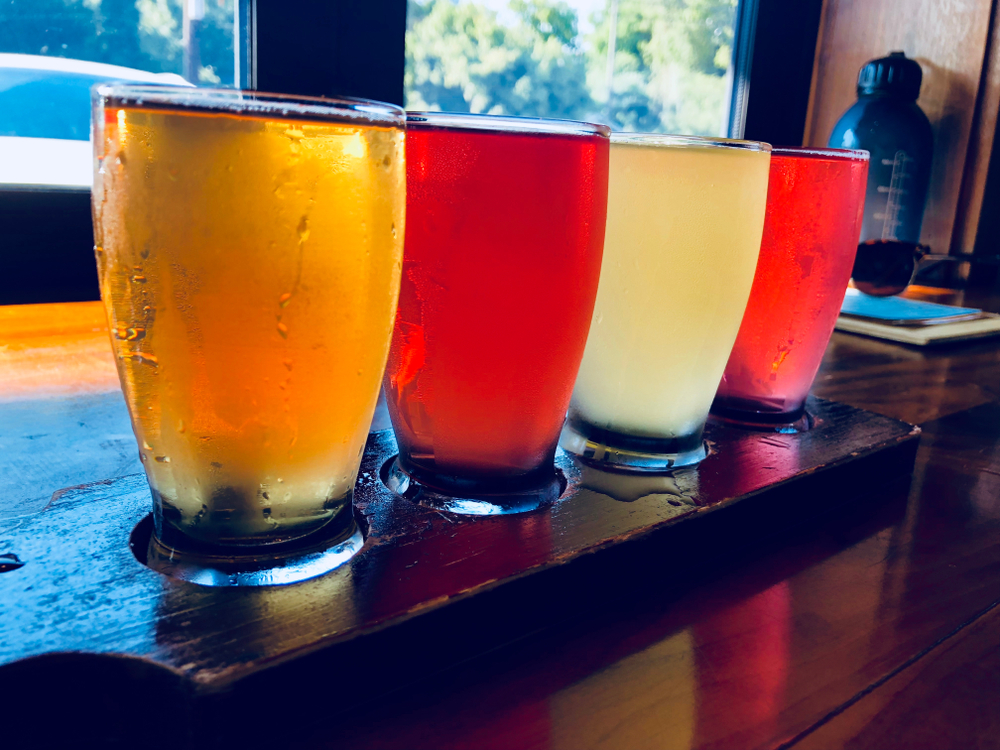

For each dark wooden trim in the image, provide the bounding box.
[743,0,825,146]
[250,0,407,106]
[972,113,1000,288]
[0,188,98,305]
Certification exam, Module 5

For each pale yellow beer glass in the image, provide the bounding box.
[92,86,405,561]
[562,134,771,470]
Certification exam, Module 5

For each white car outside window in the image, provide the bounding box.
[0,54,189,190]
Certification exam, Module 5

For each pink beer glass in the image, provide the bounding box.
[383,113,609,514]
[712,147,868,425]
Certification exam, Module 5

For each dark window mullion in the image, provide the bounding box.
[250,0,406,106]
[743,0,825,146]
[727,0,761,139]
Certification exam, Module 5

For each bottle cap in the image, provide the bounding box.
[857,51,922,100]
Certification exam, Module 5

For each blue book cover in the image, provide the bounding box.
[841,288,981,324]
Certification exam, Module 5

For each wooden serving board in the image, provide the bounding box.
[0,397,919,746]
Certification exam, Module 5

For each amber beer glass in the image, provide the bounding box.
[92,86,405,557]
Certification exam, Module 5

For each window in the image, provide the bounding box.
[0,0,823,305]
[405,0,745,137]
[0,0,248,303]
[0,0,240,87]
[0,0,245,189]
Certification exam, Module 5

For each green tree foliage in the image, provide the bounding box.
[405,0,595,120]
[406,0,737,135]
[590,0,736,133]
[0,0,234,84]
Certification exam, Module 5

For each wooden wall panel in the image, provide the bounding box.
[803,0,995,255]
[954,1,1000,253]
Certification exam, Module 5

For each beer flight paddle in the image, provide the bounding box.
[0,90,923,715]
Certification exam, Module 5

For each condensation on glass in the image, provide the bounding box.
[562,133,771,470]
[712,147,870,426]
[383,111,610,515]
[92,85,405,563]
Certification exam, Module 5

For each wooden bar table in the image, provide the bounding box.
[1,287,998,750]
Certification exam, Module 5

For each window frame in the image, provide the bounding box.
[248,0,832,142]
[743,0,825,146]
[249,0,817,142]
[249,0,406,106]
[727,0,761,139]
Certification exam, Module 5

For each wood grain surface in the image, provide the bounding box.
[794,605,1000,750]
[0,398,918,690]
[0,301,118,401]
[293,402,1000,750]
[953,0,1000,255]
[1,297,998,750]
[0,301,138,518]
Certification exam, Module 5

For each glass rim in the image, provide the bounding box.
[92,84,405,127]
[772,145,870,161]
[609,132,771,152]
[406,110,611,138]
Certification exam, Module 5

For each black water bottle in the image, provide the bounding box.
[828,52,933,244]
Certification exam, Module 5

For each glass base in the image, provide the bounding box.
[710,398,814,434]
[142,509,364,587]
[559,419,708,472]
[382,457,564,516]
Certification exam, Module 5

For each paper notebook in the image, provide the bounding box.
[836,289,1000,346]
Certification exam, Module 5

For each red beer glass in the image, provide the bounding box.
[383,112,610,514]
[712,147,869,426]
